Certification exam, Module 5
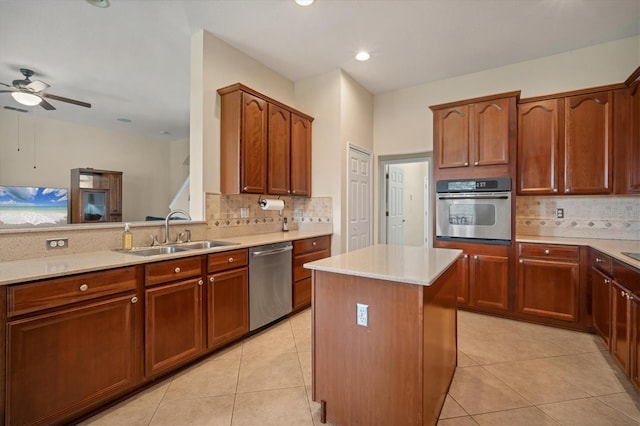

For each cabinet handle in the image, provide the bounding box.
[228,257,234,263]
[519,259,524,263]
[79,284,89,292]
[604,279,610,284]
[474,161,479,165]
[174,267,181,273]
[198,279,203,286]
[622,290,627,298]
[131,296,138,304]
[464,162,469,166]
[596,258,604,263]
[552,188,558,193]
[209,276,215,283]
[544,249,550,255]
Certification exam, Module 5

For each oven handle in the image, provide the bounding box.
[438,194,510,200]
[251,245,293,257]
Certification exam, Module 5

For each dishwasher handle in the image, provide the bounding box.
[251,245,293,257]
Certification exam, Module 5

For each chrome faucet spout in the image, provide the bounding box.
[164,209,192,243]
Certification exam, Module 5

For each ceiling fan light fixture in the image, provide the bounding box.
[86,0,110,8]
[295,0,314,6]
[11,92,42,106]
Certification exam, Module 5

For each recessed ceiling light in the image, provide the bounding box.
[295,0,314,6]
[355,51,370,61]
[86,0,110,8]
[160,130,170,135]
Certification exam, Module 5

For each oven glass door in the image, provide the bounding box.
[436,192,511,242]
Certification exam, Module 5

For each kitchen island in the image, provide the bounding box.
[304,244,461,426]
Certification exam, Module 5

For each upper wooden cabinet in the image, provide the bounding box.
[218,83,314,196]
[70,168,123,223]
[430,91,519,178]
[518,83,635,195]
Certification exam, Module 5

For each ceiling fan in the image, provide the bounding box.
[0,68,91,110]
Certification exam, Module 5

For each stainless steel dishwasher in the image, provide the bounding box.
[249,241,293,331]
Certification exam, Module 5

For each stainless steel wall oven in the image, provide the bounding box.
[436,177,512,245]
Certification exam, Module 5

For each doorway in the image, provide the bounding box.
[378,153,432,247]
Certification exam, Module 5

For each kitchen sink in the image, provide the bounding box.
[117,246,192,256]
[170,240,240,250]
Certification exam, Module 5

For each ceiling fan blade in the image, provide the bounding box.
[42,93,91,108]
[26,80,50,92]
[39,98,56,110]
[0,90,16,93]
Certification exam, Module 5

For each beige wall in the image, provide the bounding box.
[0,109,180,222]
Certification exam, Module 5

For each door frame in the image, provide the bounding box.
[377,152,433,245]
[347,143,373,252]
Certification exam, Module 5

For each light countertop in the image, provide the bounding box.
[304,244,462,287]
[0,230,331,286]
[516,235,640,270]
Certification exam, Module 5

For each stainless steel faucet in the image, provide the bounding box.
[164,209,192,243]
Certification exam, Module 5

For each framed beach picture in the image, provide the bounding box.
[0,186,69,228]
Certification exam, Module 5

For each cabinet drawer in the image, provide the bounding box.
[145,256,202,286]
[613,260,640,294]
[590,249,613,275]
[294,249,330,282]
[293,235,331,254]
[8,266,138,317]
[518,243,579,260]
[208,249,248,273]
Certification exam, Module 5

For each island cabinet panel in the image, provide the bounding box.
[516,243,581,323]
[206,250,249,350]
[312,263,457,426]
[7,293,140,426]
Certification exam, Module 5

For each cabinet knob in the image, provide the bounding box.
[596,258,604,263]
[544,249,550,255]
[473,255,479,260]
[622,290,626,297]
[519,259,524,263]
[292,190,297,194]
[243,186,248,192]
[131,296,138,304]
[474,161,479,165]
[464,162,469,166]
[552,188,558,193]
[209,276,215,283]
[312,241,317,246]
[604,279,610,284]
[565,189,570,193]
[198,279,203,286]
[463,254,469,259]
[79,284,89,292]
[288,190,291,194]
[174,267,181,273]
[228,257,234,263]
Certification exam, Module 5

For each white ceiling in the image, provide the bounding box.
[0,0,638,141]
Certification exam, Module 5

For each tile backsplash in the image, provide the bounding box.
[516,196,640,240]
[205,193,332,238]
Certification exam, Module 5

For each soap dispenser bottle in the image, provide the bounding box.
[123,222,133,250]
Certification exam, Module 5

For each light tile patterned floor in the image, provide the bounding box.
[81,309,640,425]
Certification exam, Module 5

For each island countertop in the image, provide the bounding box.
[304,244,462,286]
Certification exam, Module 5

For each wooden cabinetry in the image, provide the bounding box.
[614,67,640,194]
[70,168,123,223]
[292,235,331,311]
[590,248,640,390]
[437,240,509,312]
[516,243,580,323]
[206,249,249,349]
[144,256,204,377]
[218,83,313,196]
[6,267,140,425]
[430,91,519,178]
[518,86,625,195]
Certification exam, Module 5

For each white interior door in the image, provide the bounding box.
[348,146,372,252]
[387,165,404,245]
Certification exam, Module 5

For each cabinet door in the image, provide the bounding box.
[611,281,631,373]
[435,105,470,168]
[145,278,203,377]
[291,113,312,196]
[7,294,139,426]
[591,268,612,347]
[473,98,510,166]
[268,103,291,195]
[456,253,470,305]
[631,296,640,389]
[614,85,640,194]
[564,91,613,194]
[469,254,509,311]
[517,258,579,322]
[241,92,268,193]
[108,173,122,219]
[518,99,563,194]
[629,84,640,193]
[206,267,248,349]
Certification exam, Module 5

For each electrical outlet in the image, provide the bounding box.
[45,238,68,249]
[555,208,564,219]
[240,207,249,218]
[356,303,368,327]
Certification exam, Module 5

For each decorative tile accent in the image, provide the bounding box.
[516,196,640,240]
[205,194,332,238]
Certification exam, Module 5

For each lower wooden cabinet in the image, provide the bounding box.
[611,280,632,372]
[6,268,140,426]
[631,297,640,389]
[517,243,580,323]
[206,249,249,349]
[592,268,612,346]
[292,235,331,311]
